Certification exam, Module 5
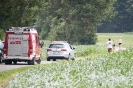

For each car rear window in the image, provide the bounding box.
[49,44,64,48]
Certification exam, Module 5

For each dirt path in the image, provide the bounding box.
[115,47,126,52]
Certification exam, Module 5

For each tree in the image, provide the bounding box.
[0,0,47,29]
[98,0,133,33]
[0,29,5,40]
[36,0,116,44]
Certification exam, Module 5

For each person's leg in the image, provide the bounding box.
[120,43,122,50]
[119,43,122,50]
[110,48,112,54]
[108,48,112,54]
[119,43,121,50]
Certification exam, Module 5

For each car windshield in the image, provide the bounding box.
[49,44,64,48]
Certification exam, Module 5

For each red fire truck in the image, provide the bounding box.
[4,27,44,65]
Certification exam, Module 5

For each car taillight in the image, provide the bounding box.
[47,48,52,51]
[30,48,33,53]
[61,49,67,51]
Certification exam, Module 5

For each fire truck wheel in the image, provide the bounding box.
[36,58,41,64]
[5,60,8,64]
[13,61,17,64]
[9,60,12,64]
[5,60,12,65]
[28,57,35,65]
[53,58,56,61]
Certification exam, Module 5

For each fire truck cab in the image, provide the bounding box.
[4,27,44,65]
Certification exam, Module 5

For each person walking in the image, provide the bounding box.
[106,38,113,54]
[118,38,122,50]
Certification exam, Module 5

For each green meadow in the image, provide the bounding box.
[41,33,133,59]
[0,33,133,88]
[97,33,133,48]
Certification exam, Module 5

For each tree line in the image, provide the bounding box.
[0,0,132,44]
[98,0,133,33]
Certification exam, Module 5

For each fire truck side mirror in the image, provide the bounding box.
[40,42,44,48]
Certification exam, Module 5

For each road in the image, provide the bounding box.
[0,60,59,72]
[0,59,82,72]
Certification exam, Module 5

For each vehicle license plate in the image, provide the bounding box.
[53,52,59,54]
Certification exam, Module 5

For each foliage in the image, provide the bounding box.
[74,45,106,57]
[0,29,5,40]
[40,40,51,59]
[5,48,133,88]
[0,66,34,88]
[98,0,133,32]
[0,0,47,29]
[36,0,116,44]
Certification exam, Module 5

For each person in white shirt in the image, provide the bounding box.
[106,38,113,54]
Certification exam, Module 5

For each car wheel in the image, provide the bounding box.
[47,58,50,61]
[53,58,56,61]
[28,57,35,65]
[66,54,71,61]
[71,57,75,60]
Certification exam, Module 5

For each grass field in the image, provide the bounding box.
[41,33,133,59]
[97,33,133,48]
[0,33,133,88]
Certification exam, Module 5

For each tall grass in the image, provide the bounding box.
[74,45,107,58]
[40,40,51,59]
[6,48,133,88]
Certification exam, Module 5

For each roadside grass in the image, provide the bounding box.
[74,45,107,58]
[0,66,34,88]
[0,64,52,88]
[0,33,133,87]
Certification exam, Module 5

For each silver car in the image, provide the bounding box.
[46,41,75,61]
